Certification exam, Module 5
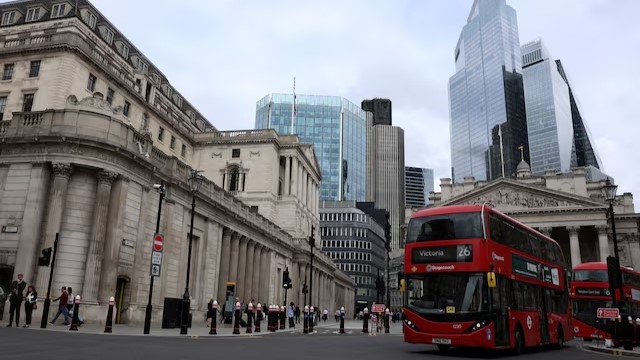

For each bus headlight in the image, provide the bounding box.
[465,320,489,333]
[404,319,419,331]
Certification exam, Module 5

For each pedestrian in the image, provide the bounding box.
[323,308,328,322]
[335,309,340,322]
[7,273,26,327]
[7,288,20,327]
[206,298,214,326]
[288,302,295,328]
[23,285,38,328]
[66,286,74,312]
[295,305,300,324]
[50,286,71,325]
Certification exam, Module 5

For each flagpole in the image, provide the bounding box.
[291,77,296,129]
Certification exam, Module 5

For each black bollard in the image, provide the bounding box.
[280,306,285,330]
[267,305,272,332]
[255,304,262,333]
[209,300,218,335]
[104,296,115,333]
[384,309,390,334]
[309,306,314,333]
[246,302,254,334]
[339,307,345,334]
[362,308,369,333]
[303,306,309,334]
[232,302,241,335]
[69,295,81,331]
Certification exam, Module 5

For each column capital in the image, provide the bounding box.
[51,162,73,178]
[538,227,552,235]
[97,170,119,185]
[567,226,580,235]
[596,225,609,233]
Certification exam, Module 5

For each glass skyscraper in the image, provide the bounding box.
[449,0,528,182]
[522,39,604,176]
[256,94,370,201]
[405,167,434,208]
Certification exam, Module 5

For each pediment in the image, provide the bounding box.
[441,179,605,211]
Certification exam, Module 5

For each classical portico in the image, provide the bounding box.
[428,167,640,269]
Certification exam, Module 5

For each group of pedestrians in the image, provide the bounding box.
[6,273,37,328]
[5,273,80,328]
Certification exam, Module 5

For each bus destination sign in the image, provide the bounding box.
[412,245,473,264]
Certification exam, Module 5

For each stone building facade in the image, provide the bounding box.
[0,0,354,324]
[428,164,640,270]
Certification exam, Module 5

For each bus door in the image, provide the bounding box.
[492,275,510,346]
[539,288,550,344]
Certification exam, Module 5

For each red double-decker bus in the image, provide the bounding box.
[402,204,572,354]
[571,262,640,342]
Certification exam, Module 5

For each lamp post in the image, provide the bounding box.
[384,211,391,308]
[144,181,165,334]
[602,178,620,260]
[309,226,315,308]
[180,169,205,335]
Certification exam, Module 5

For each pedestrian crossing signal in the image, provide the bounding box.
[38,247,52,266]
[283,268,292,289]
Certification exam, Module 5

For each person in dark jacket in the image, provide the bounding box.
[7,288,20,327]
[23,285,37,328]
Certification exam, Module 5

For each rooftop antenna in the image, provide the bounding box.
[291,77,297,128]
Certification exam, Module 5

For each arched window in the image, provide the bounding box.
[228,167,240,192]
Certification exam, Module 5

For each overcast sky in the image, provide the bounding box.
[88,0,640,201]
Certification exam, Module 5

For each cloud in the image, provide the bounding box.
[89,0,640,199]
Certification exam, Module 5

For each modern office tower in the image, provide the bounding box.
[371,125,405,250]
[522,39,604,176]
[405,167,435,208]
[256,94,370,201]
[449,0,528,182]
[320,201,388,311]
[361,98,392,126]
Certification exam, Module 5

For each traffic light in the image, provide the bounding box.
[309,225,316,247]
[376,276,385,296]
[607,256,622,297]
[302,283,308,294]
[38,247,52,266]
[282,268,292,289]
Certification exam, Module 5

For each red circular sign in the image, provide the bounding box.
[153,234,164,252]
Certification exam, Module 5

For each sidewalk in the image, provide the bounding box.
[584,343,640,358]
[26,319,403,337]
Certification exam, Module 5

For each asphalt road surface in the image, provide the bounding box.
[0,327,611,360]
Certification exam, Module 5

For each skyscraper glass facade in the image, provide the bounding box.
[255,94,369,201]
[405,167,434,208]
[449,0,528,182]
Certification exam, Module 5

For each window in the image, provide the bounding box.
[169,135,176,149]
[158,127,165,141]
[135,58,148,72]
[103,27,114,45]
[29,60,41,78]
[228,167,240,192]
[118,43,130,59]
[51,3,66,18]
[250,206,259,213]
[232,149,240,158]
[181,144,187,157]
[123,100,130,117]
[0,96,6,120]
[84,12,97,29]
[22,93,34,112]
[2,63,14,80]
[1,11,16,25]
[87,73,96,91]
[106,88,114,104]
[26,8,41,22]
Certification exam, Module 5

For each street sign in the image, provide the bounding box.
[151,264,161,277]
[371,303,385,313]
[151,251,162,265]
[153,234,164,252]
[597,307,620,319]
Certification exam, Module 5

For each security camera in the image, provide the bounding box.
[153,184,162,189]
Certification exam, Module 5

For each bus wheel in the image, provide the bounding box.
[555,326,564,349]
[514,326,525,355]
[436,344,450,352]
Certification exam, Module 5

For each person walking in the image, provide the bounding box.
[50,286,71,325]
[23,285,37,328]
[288,302,295,328]
[66,287,74,312]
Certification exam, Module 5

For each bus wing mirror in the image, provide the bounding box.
[487,271,496,288]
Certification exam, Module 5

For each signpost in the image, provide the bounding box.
[151,234,163,277]
[597,307,620,319]
[371,303,385,314]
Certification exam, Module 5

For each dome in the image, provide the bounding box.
[517,160,530,172]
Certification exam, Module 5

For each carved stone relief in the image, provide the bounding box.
[460,187,577,209]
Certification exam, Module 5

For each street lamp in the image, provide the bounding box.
[144,181,165,334]
[180,169,205,335]
[601,178,619,259]
[309,226,315,308]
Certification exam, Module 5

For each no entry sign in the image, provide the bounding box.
[153,234,164,252]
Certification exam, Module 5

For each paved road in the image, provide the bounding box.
[0,326,611,360]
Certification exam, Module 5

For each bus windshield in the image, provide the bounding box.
[572,299,612,326]
[406,212,484,243]
[573,270,608,282]
[408,274,486,314]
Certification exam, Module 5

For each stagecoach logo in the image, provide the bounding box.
[526,315,533,330]
[491,252,505,262]
[426,264,456,272]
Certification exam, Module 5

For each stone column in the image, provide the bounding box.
[98,177,129,303]
[251,244,261,302]
[284,156,291,195]
[538,227,553,238]
[35,163,73,291]
[291,157,298,197]
[259,248,270,304]
[228,233,240,285]
[82,170,118,303]
[597,226,611,262]
[290,260,298,306]
[568,226,582,267]
[217,229,232,303]
[245,241,255,301]
[302,171,307,206]
[237,236,248,301]
[15,163,49,286]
